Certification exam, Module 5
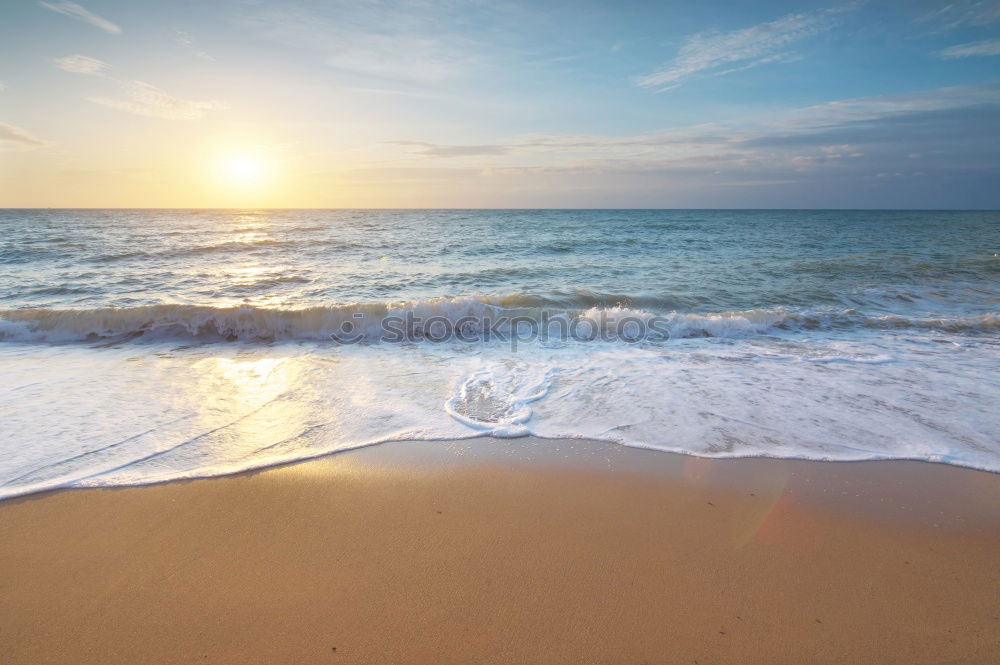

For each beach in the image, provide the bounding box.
[6,0,1000,660]
[3,437,998,665]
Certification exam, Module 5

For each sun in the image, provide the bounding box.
[219,154,266,186]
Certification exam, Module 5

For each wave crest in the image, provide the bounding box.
[0,296,996,344]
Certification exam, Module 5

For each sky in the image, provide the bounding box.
[1,0,999,208]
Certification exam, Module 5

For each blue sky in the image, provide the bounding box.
[1,0,999,207]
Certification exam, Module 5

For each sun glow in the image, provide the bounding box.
[219,154,267,186]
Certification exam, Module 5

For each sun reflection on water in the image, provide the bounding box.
[185,354,324,463]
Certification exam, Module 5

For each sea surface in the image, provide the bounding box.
[1,209,998,498]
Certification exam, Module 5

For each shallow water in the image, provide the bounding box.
[1,209,998,497]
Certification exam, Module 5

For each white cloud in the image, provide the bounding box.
[936,38,1000,58]
[87,81,225,120]
[917,1,1000,31]
[54,54,109,75]
[38,1,121,34]
[0,122,46,147]
[636,4,857,90]
[0,82,6,92]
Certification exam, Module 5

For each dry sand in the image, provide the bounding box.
[2,437,999,664]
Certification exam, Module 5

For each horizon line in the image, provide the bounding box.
[3,207,999,212]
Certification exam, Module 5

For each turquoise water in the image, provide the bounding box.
[0,209,998,497]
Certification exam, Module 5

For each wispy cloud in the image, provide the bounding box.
[936,38,1000,58]
[752,83,1000,133]
[0,82,6,92]
[172,30,214,61]
[54,54,223,120]
[38,1,121,34]
[917,1,1000,31]
[0,122,46,148]
[237,1,481,84]
[388,141,509,157]
[383,84,1000,198]
[88,81,225,120]
[636,4,857,90]
[54,54,109,75]
[713,52,803,77]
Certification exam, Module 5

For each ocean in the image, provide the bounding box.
[1,209,997,498]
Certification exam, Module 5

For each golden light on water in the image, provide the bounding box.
[187,355,321,462]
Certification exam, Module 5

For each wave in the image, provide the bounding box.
[0,295,997,344]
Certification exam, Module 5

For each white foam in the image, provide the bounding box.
[1,323,998,499]
[445,366,552,437]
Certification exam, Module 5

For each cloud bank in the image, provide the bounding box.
[375,83,1000,207]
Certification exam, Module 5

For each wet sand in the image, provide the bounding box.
[1,437,999,664]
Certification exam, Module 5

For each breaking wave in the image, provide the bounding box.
[1,295,996,344]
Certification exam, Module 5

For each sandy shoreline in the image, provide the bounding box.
[2,437,999,664]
